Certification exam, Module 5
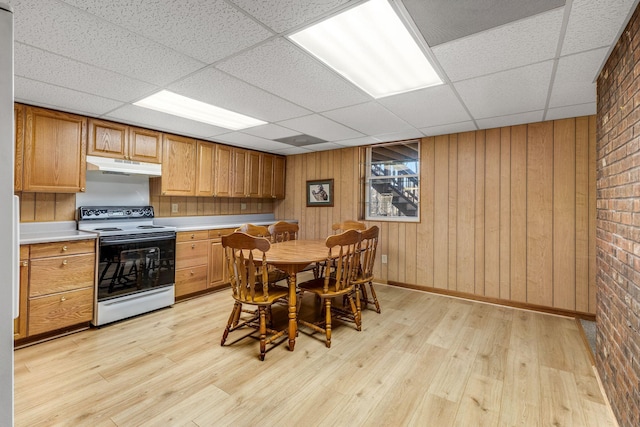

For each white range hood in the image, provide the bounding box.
[86,155,161,176]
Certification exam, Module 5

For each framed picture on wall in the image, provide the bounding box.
[306,179,334,207]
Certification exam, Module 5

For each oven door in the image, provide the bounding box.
[97,231,175,301]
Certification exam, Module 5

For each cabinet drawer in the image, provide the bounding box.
[28,287,93,336]
[208,228,236,240]
[177,230,209,242]
[176,240,208,268]
[30,253,95,297]
[30,239,95,258]
[175,265,208,298]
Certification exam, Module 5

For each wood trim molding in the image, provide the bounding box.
[387,280,596,321]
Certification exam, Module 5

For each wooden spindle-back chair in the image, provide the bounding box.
[332,220,366,233]
[220,232,288,360]
[268,221,299,243]
[297,229,362,348]
[351,225,381,313]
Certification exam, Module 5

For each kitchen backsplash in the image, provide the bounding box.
[150,195,274,217]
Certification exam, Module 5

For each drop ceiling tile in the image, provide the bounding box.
[549,48,607,107]
[242,124,301,140]
[230,0,350,33]
[61,0,273,63]
[212,132,293,152]
[545,103,596,120]
[302,142,345,151]
[14,0,204,86]
[420,121,478,136]
[15,43,158,103]
[454,61,554,119]
[323,102,414,135]
[562,0,637,55]
[476,110,545,130]
[272,146,314,155]
[378,85,471,128]
[373,129,425,143]
[404,0,565,46]
[277,114,363,141]
[333,136,379,147]
[217,38,369,112]
[168,68,309,123]
[432,8,563,82]
[15,77,124,116]
[105,105,229,139]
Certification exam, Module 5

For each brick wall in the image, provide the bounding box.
[596,4,640,427]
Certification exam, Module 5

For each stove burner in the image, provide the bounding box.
[95,227,123,232]
[137,225,165,229]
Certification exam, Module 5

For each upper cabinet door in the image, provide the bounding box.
[161,134,197,196]
[14,104,24,192]
[273,155,286,199]
[129,127,162,164]
[231,148,247,198]
[261,154,274,198]
[23,106,87,193]
[87,119,127,160]
[246,151,262,198]
[214,145,232,197]
[196,141,214,197]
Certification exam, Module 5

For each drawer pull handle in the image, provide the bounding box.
[62,260,68,265]
[190,270,194,275]
[60,296,66,302]
[62,245,68,251]
[191,234,195,239]
[22,261,28,267]
[192,244,195,249]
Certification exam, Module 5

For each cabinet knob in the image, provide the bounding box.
[60,296,66,302]
[190,270,194,275]
[62,245,68,251]
[80,187,85,192]
[192,244,195,249]
[62,260,68,265]
[191,234,195,239]
[22,261,28,267]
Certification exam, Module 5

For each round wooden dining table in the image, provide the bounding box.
[265,239,332,351]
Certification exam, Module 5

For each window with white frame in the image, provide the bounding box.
[365,140,420,221]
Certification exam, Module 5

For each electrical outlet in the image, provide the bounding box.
[171,203,178,213]
[381,254,388,264]
[241,203,247,210]
[258,202,262,210]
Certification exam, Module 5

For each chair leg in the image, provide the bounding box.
[324,298,332,348]
[346,292,362,331]
[359,283,369,310]
[221,302,241,346]
[258,306,267,361]
[368,282,381,313]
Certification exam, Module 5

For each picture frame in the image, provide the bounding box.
[306,179,334,207]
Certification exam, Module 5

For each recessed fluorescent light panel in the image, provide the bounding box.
[289,0,442,98]
[133,90,266,130]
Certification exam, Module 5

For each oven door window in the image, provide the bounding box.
[98,235,175,301]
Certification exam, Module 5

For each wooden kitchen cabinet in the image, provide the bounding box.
[196,141,215,197]
[26,239,95,337]
[157,134,197,196]
[209,228,235,289]
[129,126,162,163]
[88,119,162,164]
[23,106,87,193]
[14,103,24,191]
[14,246,29,340]
[272,155,286,199]
[175,231,210,299]
[231,148,262,198]
[231,148,248,197]
[214,144,233,197]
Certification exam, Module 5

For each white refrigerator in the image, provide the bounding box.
[0,2,14,424]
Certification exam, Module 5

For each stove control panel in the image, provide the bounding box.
[77,206,154,220]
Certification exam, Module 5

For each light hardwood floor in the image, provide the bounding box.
[14,283,616,426]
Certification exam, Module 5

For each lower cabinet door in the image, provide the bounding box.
[28,287,93,336]
[175,265,208,298]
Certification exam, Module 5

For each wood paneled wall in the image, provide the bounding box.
[150,195,274,217]
[275,116,597,314]
[17,192,76,222]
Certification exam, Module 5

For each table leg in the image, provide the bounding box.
[288,273,297,351]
